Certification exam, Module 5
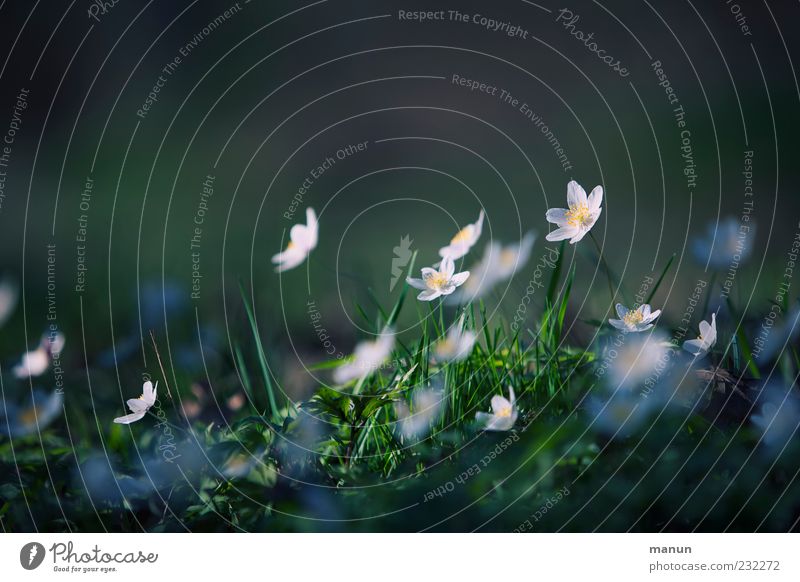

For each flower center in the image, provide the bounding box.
[451,225,473,245]
[427,272,449,290]
[623,310,644,327]
[286,240,296,251]
[499,249,516,267]
[19,405,41,426]
[565,203,592,227]
[496,406,512,418]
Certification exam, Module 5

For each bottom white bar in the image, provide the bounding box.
[0,534,795,580]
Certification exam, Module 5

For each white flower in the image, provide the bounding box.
[587,393,656,438]
[495,232,536,280]
[438,210,484,260]
[451,242,502,303]
[0,277,18,328]
[450,233,537,304]
[0,390,63,438]
[545,180,603,244]
[609,332,671,389]
[114,381,158,425]
[434,320,477,363]
[406,256,469,301]
[609,303,661,333]
[333,328,395,384]
[751,384,800,450]
[271,207,318,272]
[758,303,800,362]
[476,387,517,431]
[13,331,66,379]
[683,313,717,357]
[692,217,755,270]
[395,387,444,439]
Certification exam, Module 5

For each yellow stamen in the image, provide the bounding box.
[426,272,448,290]
[19,405,40,426]
[622,309,644,327]
[451,226,473,244]
[285,240,296,251]
[499,249,516,267]
[565,203,592,227]
[496,406,512,418]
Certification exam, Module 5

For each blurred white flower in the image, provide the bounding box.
[0,389,63,438]
[438,210,484,260]
[609,332,670,389]
[751,384,800,450]
[114,381,157,425]
[692,217,755,270]
[476,386,517,431]
[545,180,602,244]
[0,277,18,328]
[333,328,395,384]
[395,387,443,439]
[13,331,65,379]
[271,207,318,272]
[586,393,656,438]
[609,303,661,333]
[449,232,537,304]
[451,242,501,303]
[758,303,800,362]
[434,319,476,363]
[407,255,469,301]
[683,313,717,357]
[495,232,536,280]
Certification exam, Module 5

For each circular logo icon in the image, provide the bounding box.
[20,542,46,570]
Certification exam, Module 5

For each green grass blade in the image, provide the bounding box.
[645,253,676,305]
[238,280,281,421]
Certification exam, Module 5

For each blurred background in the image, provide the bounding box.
[0,0,799,530]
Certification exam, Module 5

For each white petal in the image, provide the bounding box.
[491,395,511,414]
[615,304,629,318]
[127,398,149,414]
[449,271,470,287]
[417,289,441,301]
[113,411,147,424]
[587,185,603,212]
[472,210,485,242]
[420,267,437,279]
[545,208,568,225]
[441,256,455,278]
[545,226,578,242]
[646,309,662,323]
[567,180,588,207]
[569,228,589,244]
[305,209,318,249]
[406,277,428,290]
[682,339,706,356]
[289,223,311,248]
[609,319,627,331]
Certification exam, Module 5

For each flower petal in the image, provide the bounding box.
[113,411,147,425]
[406,277,428,290]
[449,271,470,287]
[588,185,603,212]
[441,255,455,278]
[615,303,629,318]
[609,318,627,331]
[567,180,588,207]
[545,226,578,242]
[417,289,441,301]
[545,208,568,224]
